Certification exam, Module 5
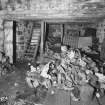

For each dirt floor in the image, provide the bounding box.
[0,61,105,105]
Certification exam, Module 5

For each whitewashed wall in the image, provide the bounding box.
[4,21,13,63]
[0,18,4,61]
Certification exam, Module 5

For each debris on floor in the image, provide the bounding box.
[0,51,15,77]
[25,46,105,103]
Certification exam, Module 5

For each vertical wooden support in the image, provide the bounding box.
[13,21,16,64]
[40,21,44,61]
[43,22,46,52]
[61,24,64,45]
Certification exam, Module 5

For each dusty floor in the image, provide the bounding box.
[0,61,42,104]
[0,61,105,105]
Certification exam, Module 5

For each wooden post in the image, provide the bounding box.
[61,24,64,45]
[43,22,46,52]
[40,21,44,62]
[13,21,16,64]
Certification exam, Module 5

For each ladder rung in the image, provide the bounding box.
[30,42,38,44]
[29,44,36,46]
[24,53,33,55]
[31,42,38,44]
[31,39,39,41]
[31,37,39,39]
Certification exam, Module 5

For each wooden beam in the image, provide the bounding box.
[0,9,105,19]
[40,21,44,61]
[2,14,105,23]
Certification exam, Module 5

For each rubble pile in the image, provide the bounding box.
[26,46,105,102]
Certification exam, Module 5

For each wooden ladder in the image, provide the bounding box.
[24,23,41,61]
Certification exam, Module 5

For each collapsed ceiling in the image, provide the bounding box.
[0,0,105,22]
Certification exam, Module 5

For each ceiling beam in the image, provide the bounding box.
[0,0,105,22]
